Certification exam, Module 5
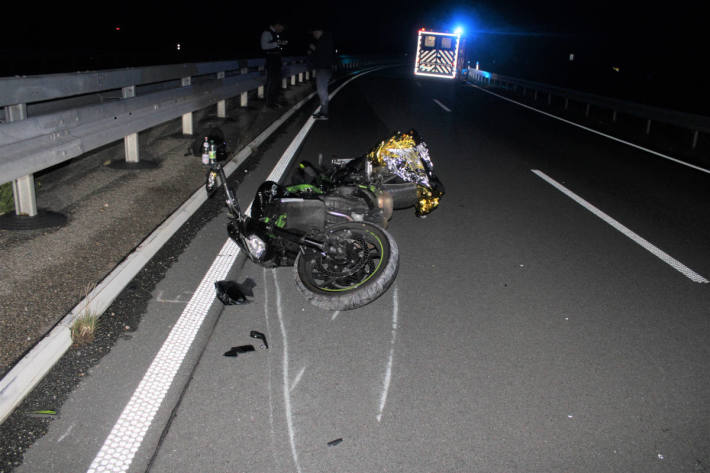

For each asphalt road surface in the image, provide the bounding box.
[15,66,710,473]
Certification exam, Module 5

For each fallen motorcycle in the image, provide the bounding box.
[205,130,443,310]
[206,162,400,311]
[292,129,445,219]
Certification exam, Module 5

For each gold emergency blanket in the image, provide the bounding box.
[366,131,444,216]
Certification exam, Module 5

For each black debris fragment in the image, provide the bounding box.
[327,438,343,447]
[215,280,248,305]
[250,330,269,349]
[224,345,255,357]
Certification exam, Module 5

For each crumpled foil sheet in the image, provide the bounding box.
[367,131,444,216]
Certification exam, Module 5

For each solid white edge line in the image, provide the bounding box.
[86,66,386,473]
[377,285,399,422]
[532,169,709,283]
[0,86,320,427]
[467,82,710,176]
[433,99,452,112]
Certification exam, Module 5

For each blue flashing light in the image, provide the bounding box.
[453,26,464,36]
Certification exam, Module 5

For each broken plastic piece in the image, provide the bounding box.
[215,280,248,305]
[224,345,256,357]
[250,330,269,349]
[26,410,57,418]
[327,438,343,447]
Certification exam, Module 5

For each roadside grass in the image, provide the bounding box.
[70,283,100,346]
[71,312,99,346]
[0,182,13,215]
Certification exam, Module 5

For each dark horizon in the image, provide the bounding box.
[2,0,707,115]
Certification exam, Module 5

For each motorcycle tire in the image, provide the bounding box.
[294,222,399,311]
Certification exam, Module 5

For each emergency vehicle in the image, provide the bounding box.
[414,29,464,79]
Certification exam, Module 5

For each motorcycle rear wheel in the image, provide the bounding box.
[294,222,399,310]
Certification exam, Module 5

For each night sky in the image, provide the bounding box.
[2,0,706,113]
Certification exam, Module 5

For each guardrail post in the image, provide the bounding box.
[298,72,303,83]
[12,175,37,217]
[291,74,296,86]
[282,77,288,89]
[181,77,193,135]
[217,72,227,117]
[612,110,617,122]
[645,119,652,135]
[692,130,699,149]
[122,86,140,163]
[585,104,591,117]
[5,103,39,217]
[305,70,310,80]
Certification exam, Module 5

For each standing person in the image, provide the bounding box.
[261,21,287,108]
[308,26,335,120]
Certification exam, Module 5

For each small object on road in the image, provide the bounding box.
[327,438,343,447]
[250,330,269,349]
[27,410,56,418]
[215,280,248,305]
[224,345,255,357]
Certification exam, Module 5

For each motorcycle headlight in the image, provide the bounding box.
[245,234,266,259]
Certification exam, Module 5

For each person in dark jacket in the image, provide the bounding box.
[308,27,335,120]
[261,21,288,108]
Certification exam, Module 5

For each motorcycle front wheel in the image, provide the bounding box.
[294,222,399,310]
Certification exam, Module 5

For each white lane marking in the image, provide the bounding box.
[290,366,306,393]
[87,239,241,473]
[433,99,451,112]
[467,82,710,176]
[330,311,340,321]
[87,67,386,473]
[532,169,709,283]
[415,81,422,87]
[272,270,302,473]
[376,285,399,423]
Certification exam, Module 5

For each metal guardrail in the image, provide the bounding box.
[0,55,378,218]
[467,69,710,150]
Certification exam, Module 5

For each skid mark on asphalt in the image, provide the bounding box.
[262,268,277,457]
[377,285,399,423]
[57,423,75,443]
[155,290,193,304]
[272,269,302,473]
[290,366,307,393]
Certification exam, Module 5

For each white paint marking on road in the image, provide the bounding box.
[87,238,241,473]
[290,366,307,393]
[57,422,75,443]
[330,311,340,321]
[376,285,399,423]
[532,169,709,283]
[468,82,710,176]
[415,81,422,87]
[433,99,451,112]
[87,66,387,473]
[262,269,277,446]
[272,270,302,473]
